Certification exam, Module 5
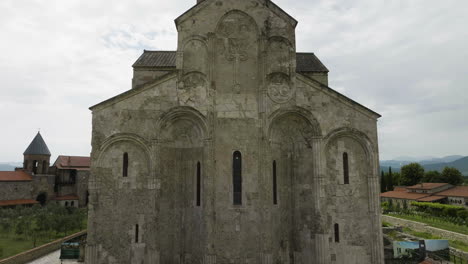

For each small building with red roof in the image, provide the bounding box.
[381,183,468,209]
[0,132,90,208]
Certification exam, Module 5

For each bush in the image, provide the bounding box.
[411,201,467,218]
[457,210,468,220]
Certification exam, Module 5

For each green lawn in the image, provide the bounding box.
[387,213,468,235]
[0,233,55,259]
[0,205,87,259]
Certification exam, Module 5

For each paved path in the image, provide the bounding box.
[26,250,79,264]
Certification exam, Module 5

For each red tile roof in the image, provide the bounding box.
[53,195,79,201]
[436,186,468,198]
[0,199,39,207]
[393,187,407,192]
[0,170,33,181]
[53,156,90,170]
[380,191,430,200]
[407,183,450,190]
[417,195,446,202]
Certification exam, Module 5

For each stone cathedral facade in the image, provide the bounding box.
[86,0,384,263]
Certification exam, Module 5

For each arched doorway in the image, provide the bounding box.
[36,192,47,206]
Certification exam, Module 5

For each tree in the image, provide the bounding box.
[381,170,386,192]
[392,172,401,186]
[387,167,394,191]
[441,167,464,185]
[423,170,442,183]
[400,163,424,186]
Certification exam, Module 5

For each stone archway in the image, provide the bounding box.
[36,192,47,206]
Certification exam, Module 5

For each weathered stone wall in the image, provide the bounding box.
[77,170,89,207]
[31,175,55,202]
[87,0,384,263]
[0,182,33,201]
[382,215,468,244]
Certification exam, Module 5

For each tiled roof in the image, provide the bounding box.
[407,183,450,190]
[132,50,329,73]
[417,195,446,202]
[53,156,90,170]
[23,132,51,155]
[393,187,407,192]
[132,51,176,68]
[0,170,33,181]
[296,52,329,73]
[53,195,79,201]
[436,186,468,198]
[380,191,429,200]
[0,199,38,207]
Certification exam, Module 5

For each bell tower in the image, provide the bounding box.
[23,132,51,175]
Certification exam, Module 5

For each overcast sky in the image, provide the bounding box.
[1,0,467,162]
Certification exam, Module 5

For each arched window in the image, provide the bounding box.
[135,224,139,243]
[71,201,74,207]
[196,161,201,206]
[334,223,340,243]
[233,151,242,205]
[343,152,349,184]
[65,201,69,207]
[123,153,129,177]
[273,160,277,205]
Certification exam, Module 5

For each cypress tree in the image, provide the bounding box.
[387,167,394,191]
[381,170,386,192]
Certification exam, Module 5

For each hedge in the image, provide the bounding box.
[410,201,467,217]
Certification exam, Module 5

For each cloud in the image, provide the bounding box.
[0,0,467,161]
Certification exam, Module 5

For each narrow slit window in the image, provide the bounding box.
[33,160,38,174]
[135,224,139,243]
[273,160,277,205]
[233,151,242,205]
[123,152,129,177]
[196,161,201,206]
[42,160,47,174]
[343,152,349,184]
[334,223,340,243]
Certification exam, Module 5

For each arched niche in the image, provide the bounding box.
[156,106,208,263]
[215,10,259,94]
[97,134,151,191]
[323,128,376,261]
[183,38,208,75]
[267,36,293,75]
[267,109,321,258]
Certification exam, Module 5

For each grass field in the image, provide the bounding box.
[0,205,87,260]
[387,213,468,235]
[0,232,55,259]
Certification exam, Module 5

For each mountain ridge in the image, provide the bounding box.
[380,156,468,175]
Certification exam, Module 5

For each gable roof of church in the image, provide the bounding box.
[175,0,298,28]
[23,132,51,156]
[133,50,329,73]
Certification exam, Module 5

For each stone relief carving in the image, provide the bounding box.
[270,114,314,148]
[217,12,256,93]
[161,119,203,148]
[178,72,207,106]
[267,73,294,103]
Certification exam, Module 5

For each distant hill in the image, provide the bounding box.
[380,156,468,176]
[0,162,22,171]
[424,156,468,175]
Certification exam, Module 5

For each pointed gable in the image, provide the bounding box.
[175,0,298,28]
[23,132,51,155]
